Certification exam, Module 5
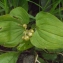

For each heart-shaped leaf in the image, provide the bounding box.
[31,11,63,49]
[0,15,24,47]
[0,52,19,63]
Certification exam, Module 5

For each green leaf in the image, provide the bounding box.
[50,0,61,14]
[31,11,63,49]
[3,0,9,14]
[11,0,20,8]
[11,0,28,11]
[10,7,29,24]
[0,7,30,48]
[38,58,46,63]
[17,40,33,51]
[0,1,4,9]
[42,53,57,60]
[0,14,24,47]
[0,52,19,63]
[18,0,28,11]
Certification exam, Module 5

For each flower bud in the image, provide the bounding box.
[28,32,33,37]
[30,29,34,33]
[24,36,29,41]
[23,24,27,29]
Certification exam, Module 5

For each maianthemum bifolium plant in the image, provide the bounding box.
[0,7,63,63]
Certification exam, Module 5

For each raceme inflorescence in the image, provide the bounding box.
[22,24,34,41]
